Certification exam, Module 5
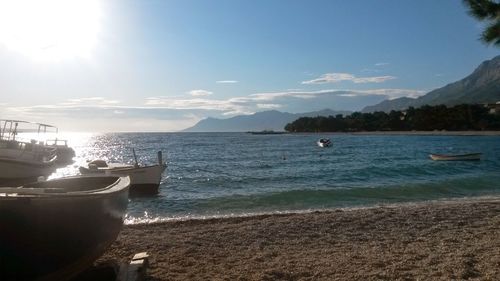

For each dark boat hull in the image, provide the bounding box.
[429,153,482,161]
[0,157,56,180]
[0,176,129,281]
[129,183,160,196]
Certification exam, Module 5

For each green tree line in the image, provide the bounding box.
[284,104,500,132]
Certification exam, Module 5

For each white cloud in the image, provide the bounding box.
[216,80,238,84]
[355,76,396,83]
[5,88,426,118]
[222,110,253,116]
[338,93,357,97]
[301,73,396,84]
[249,90,332,101]
[65,97,120,105]
[252,88,426,100]
[354,89,426,99]
[145,92,314,115]
[144,97,252,115]
[187,89,213,96]
[257,103,283,109]
[2,87,428,131]
[375,62,389,66]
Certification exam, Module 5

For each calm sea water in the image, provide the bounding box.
[50,132,500,224]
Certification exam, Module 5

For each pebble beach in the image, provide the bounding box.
[99,197,500,280]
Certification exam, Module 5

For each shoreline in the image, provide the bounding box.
[349,130,500,136]
[99,196,500,280]
[288,130,500,136]
[123,195,500,225]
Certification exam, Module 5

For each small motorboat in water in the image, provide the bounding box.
[429,153,482,161]
[317,138,332,148]
[79,150,166,196]
[0,175,130,281]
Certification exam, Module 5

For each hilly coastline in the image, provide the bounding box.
[363,55,500,112]
[183,56,500,132]
[182,109,351,132]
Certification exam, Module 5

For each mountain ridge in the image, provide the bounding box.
[362,55,500,112]
[182,109,351,132]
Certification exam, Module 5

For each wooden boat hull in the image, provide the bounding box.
[0,176,130,281]
[429,153,482,161]
[80,164,166,196]
[0,157,56,180]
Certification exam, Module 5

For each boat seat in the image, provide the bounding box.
[43,188,67,193]
[89,160,108,167]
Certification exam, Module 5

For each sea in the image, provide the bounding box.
[49,132,500,224]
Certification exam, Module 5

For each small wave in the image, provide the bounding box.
[124,194,500,225]
[125,175,500,224]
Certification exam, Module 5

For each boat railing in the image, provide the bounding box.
[45,138,69,147]
[0,119,58,143]
[0,120,61,160]
[0,138,58,163]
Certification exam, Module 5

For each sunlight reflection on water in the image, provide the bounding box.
[47,132,97,179]
[31,132,500,224]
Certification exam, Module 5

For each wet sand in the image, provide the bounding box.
[99,198,500,280]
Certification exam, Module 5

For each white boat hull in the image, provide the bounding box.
[80,164,166,196]
[317,141,332,148]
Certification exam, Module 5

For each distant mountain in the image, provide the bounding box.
[363,55,500,112]
[182,109,351,132]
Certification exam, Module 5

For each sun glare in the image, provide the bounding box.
[0,0,102,62]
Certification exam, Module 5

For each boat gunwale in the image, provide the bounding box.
[81,162,167,172]
[429,152,482,158]
[0,155,58,166]
[0,175,130,198]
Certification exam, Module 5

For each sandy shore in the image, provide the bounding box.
[99,198,500,280]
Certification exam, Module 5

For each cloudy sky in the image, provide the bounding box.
[0,0,498,132]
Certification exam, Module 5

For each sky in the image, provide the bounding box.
[0,0,498,132]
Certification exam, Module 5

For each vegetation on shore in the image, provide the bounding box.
[284,104,500,132]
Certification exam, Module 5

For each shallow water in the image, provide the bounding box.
[49,132,500,224]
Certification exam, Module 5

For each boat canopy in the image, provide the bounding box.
[0,120,58,142]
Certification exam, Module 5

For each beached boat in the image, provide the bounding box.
[0,175,130,281]
[429,153,482,161]
[0,120,58,182]
[79,151,166,196]
[317,138,332,148]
